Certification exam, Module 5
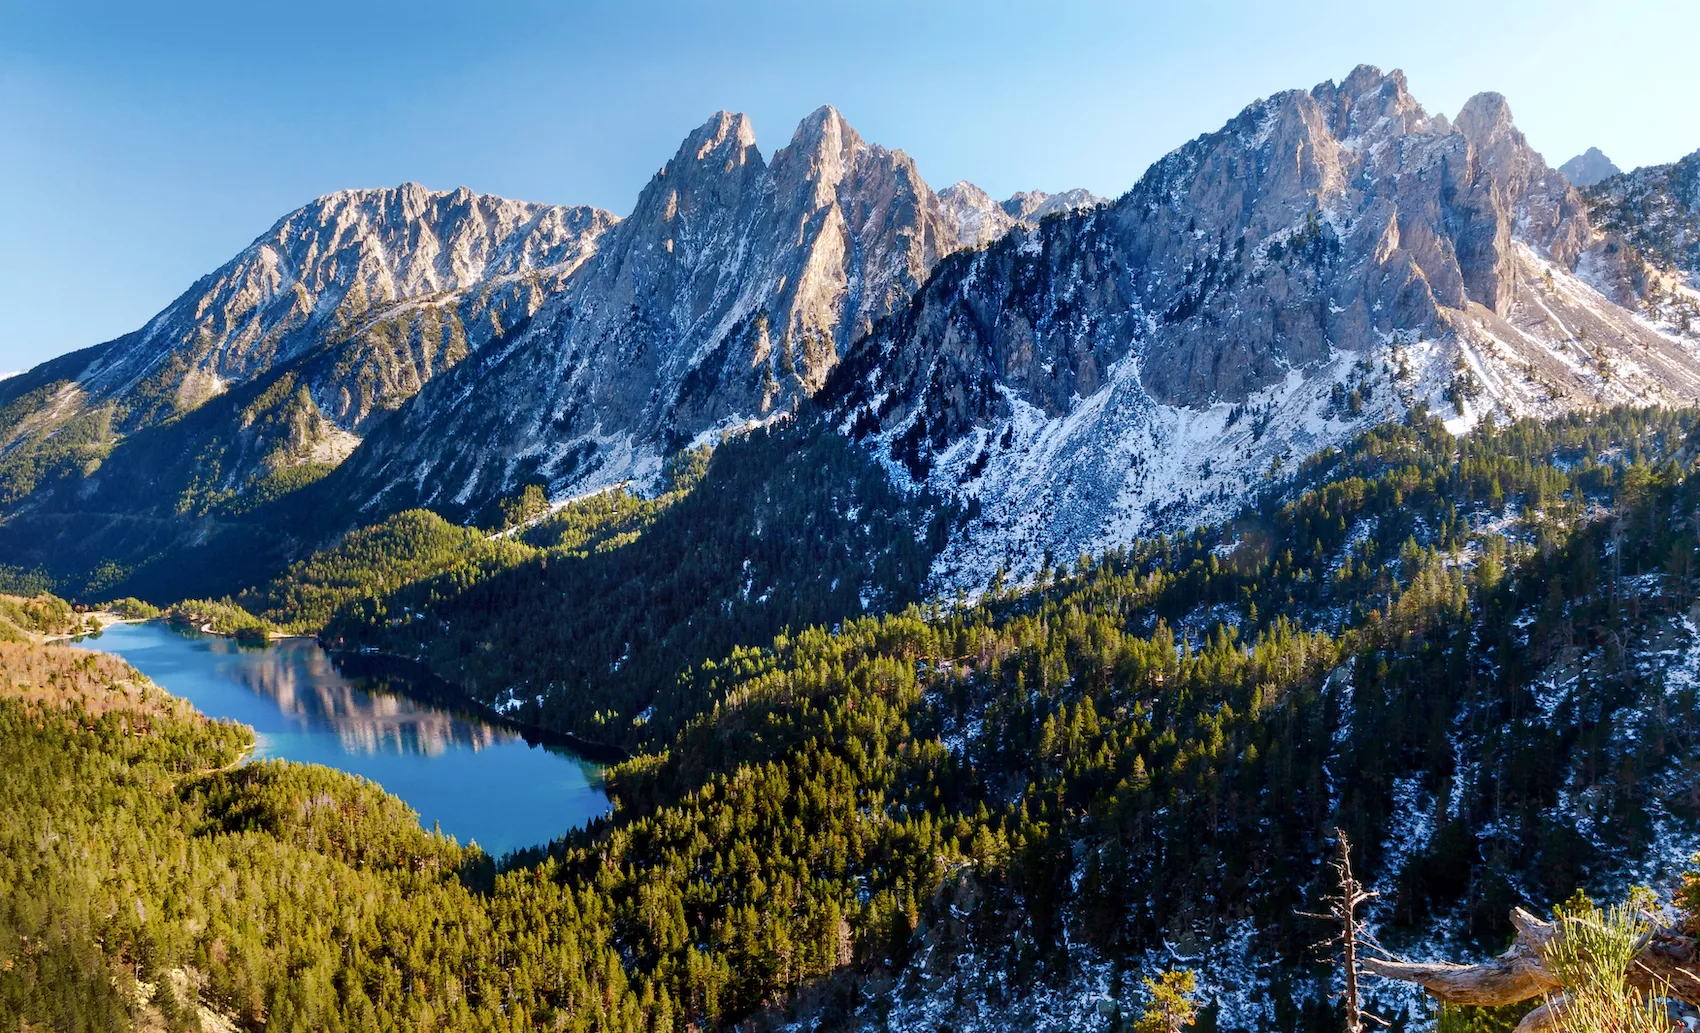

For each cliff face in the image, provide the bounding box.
[827,66,1700,588]
[339,107,965,517]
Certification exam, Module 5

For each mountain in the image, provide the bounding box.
[332,107,962,522]
[936,182,1102,249]
[11,63,1700,1033]
[1559,145,1621,186]
[5,68,1700,606]
[3,184,613,437]
[826,65,1700,588]
[0,185,614,594]
[1584,146,1700,289]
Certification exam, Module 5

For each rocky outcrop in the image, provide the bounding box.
[1559,146,1621,187]
[828,65,1700,588]
[341,107,964,517]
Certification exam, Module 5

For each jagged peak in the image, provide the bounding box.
[773,104,870,192]
[938,180,997,205]
[1455,91,1517,146]
[1003,188,1101,221]
[298,182,562,218]
[676,110,760,166]
[1340,63,1405,100]
[1310,64,1428,141]
[788,105,862,153]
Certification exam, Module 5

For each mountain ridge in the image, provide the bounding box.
[3,68,1700,603]
[329,105,966,521]
[826,65,1700,588]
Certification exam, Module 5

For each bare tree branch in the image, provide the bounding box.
[1361,906,1700,1010]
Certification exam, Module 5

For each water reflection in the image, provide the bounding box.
[224,642,510,757]
[75,621,609,857]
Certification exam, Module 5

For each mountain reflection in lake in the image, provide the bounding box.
[76,621,610,858]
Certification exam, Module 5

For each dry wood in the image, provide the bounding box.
[1361,906,1700,1023]
[1299,830,1386,1032]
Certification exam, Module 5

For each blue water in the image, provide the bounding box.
[75,621,610,857]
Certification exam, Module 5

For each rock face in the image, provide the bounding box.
[936,182,1102,249]
[1559,146,1622,187]
[827,66,1700,588]
[1585,147,1700,287]
[340,107,962,517]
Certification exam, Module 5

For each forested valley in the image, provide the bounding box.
[5,406,1700,1030]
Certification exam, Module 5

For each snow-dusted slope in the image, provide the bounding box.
[827,65,1700,590]
[340,107,964,516]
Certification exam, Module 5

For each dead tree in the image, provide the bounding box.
[1362,907,1700,1033]
[1300,829,1386,1033]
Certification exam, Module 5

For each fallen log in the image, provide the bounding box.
[1360,907,1700,1024]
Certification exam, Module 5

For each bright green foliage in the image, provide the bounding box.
[0,645,662,1032]
[1542,897,1668,1033]
[166,598,273,642]
[500,483,550,529]
[0,592,91,639]
[1135,969,1199,1033]
[243,509,529,634]
[0,380,116,506]
[105,597,163,620]
[1436,1003,1527,1033]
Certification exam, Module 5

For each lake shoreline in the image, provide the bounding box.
[43,611,144,643]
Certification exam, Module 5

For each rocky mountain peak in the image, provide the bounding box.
[1002,188,1100,221]
[680,110,759,166]
[70,182,617,433]
[1310,64,1430,142]
[1560,147,1622,187]
[338,105,966,515]
[772,105,870,203]
[1455,91,1518,148]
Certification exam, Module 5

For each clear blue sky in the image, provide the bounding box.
[4,0,1698,372]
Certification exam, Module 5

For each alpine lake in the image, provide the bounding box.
[75,621,611,858]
